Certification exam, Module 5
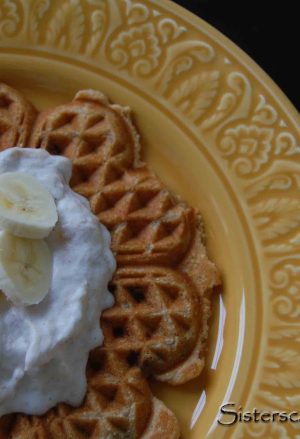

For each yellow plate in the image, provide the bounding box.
[0,1,299,438]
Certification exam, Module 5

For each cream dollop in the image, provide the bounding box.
[0,148,115,416]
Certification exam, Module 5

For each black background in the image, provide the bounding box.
[173,0,300,111]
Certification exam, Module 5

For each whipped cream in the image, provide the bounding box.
[0,148,115,416]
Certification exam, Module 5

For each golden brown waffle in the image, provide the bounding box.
[103,266,209,384]
[30,91,215,271]
[30,89,220,383]
[1,363,179,439]
[0,83,37,150]
[30,90,140,200]
[0,85,221,439]
[91,166,195,267]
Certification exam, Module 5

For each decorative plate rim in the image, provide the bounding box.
[166,0,300,128]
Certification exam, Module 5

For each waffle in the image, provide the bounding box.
[102,265,213,384]
[0,83,37,150]
[1,364,179,439]
[30,90,220,383]
[91,166,195,267]
[0,85,221,438]
[30,89,192,264]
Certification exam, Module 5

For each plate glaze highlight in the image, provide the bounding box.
[1,1,300,438]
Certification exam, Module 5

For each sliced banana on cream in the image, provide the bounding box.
[0,231,52,306]
[0,172,58,239]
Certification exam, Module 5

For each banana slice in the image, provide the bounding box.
[0,231,52,306]
[0,172,58,239]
